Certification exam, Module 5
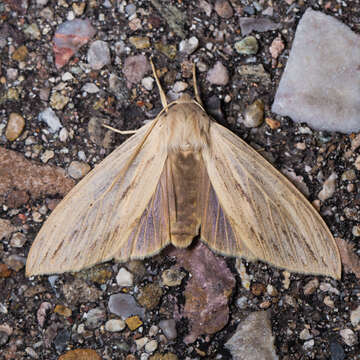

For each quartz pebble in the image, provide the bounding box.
[159,319,177,340]
[116,267,134,287]
[142,77,154,91]
[179,37,199,55]
[10,232,26,247]
[318,173,337,202]
[243,99,264,128]
[105,319,126,332]
[351,305,360,327]
[38,108,62,133]
[67,161,91,180]
[85,307,106,329]
[108,293,145,320]
[87,40,111,70]
[82,83,100,93]
[206,61,229,86]
[340,328,358,346]
[303,278,319,295]
[5,113,25,141]
[145,340,158,353]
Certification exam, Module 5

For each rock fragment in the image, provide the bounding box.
[5,113,25,141]
[206,61,229,86]
[123,55,150,84]
[87,40,111,70]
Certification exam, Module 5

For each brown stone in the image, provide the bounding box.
[58,349,102,360]
[137,283,163,310]
[125,315,143,331]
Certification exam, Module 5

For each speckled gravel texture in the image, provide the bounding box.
[1,0,360,359]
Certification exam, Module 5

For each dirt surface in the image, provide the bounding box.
[1,0,360,359]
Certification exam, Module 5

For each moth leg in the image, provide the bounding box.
[102,124,137,135]
[192,62,203,107]
[150,58,168,111]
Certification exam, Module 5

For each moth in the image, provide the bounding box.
[26,61,341,279]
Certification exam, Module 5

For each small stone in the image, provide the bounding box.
[145,340,158,353]
[116,267,134,287]
[54,304,72,317]
[243,99,264,128]
[129,36,150,49]
[179,37,199,55]
[251,283,265,296]
[0,263,12,278]
[161,268,186,286]
[269,34,285,61]
[266,284,278,297]
[149,325,158,337]
[239,17,280,36]
[58,349,102,360]
[72,2,86,16]
[25,347,38,359]
[341,169,356,181]
[300,328,312,340]
[149,354,178,360]
[82,83,100,93]
[12,45,28,62]
[303,278,319,295]
[340,328,358,346]
[282,271,291,289]
[303,339,314,350]
[159,319,177,340]
[108,293,145,320]
[318,173,337,201]
[126,315,143,331]
[324,295,334,308]
[6,68,18,81]
[85,307,106,329]
[123,55,150,84]
[142,77,154,91]
[135,337,149,350]
[67,161,91,179]
[50,92,69,110]
[351,305,360,327]
[105,319,126,332]
[154,43,177,60]
[5,113,25,141]
[214,0,233,18]
[4,254,26,271]
[0,219,16,240]
[206,61,229,86]
[59,128,69,142]
[41,150,54,163]
[10,232,27,247]
[137,283,163,310]
[87,40,111,70]
[62,278,102,305]
[352,225,360,237]
[24,23,41,40]
[172,81,188,93]
[330,342,345,360]
[235,36,258,55]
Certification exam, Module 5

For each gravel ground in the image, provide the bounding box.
[1,0,360,359]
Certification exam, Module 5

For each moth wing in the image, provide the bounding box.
[201,122,341,279]
[26,119,170,276]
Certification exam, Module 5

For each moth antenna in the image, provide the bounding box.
[192,62,203,106]
[150,57,168,111]
[102,124,137,135]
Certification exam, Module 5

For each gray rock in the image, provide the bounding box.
[225,311,278,360]
[206,61,229,86]
[38,108,62,133]
[179,37,199,55]
[272,9,360,133]
[108,293,145,320]
[87,40,111,70]
[159,319,177,340]
[239,17,280,36]
[85,307,106,328]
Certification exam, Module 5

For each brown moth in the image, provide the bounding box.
[26,61,341,279]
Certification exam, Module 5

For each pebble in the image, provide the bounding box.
[4,254,26,271]
[0,263,11,278]
[5,113,25,141]
[352,225,360,237]
[12,45,28,62]
[239,17,280,36]
[62,279,101,304]
[50,92,69,111]
[82,83,100,93]
[72,2,85,16]
[108,293,145,320]
[149,325,158,337]
[214,0,233,18]
[85,307,106,329]
[7,68,18,81]
[266,284,278,297]
[41,150,54,163]
[341,169,356,181]
[123,55,150,84]
[24,23,41,40]
[269,34,285,61]
[59,127,69,142]
[234,36,258,55]
[0,331,9,346]
[105,319,126,332]
[282,271,291,289]
[235,260,251,290]
[206,61,229,85]
[67,161,91,180]
[300,328,312,340]
[129,36,150,49]
[25,347,38,359]
[142,77,154,91]
[303,339,314,350]
[318,173,337,201]
[116,267,134,287]
[323,295,334,308]
[10,232,27,247]
[38,108,62,132]
[351,305,360,327]
[58,349,102,360]
[87,40,110,70]
[159,319,177,340]
[135,337,149,350]
[145,340,158,353]
[53,19,96,69]
[303,278,319,295]
[161,268,186,287]
[126,315,143,331]
[179,37,199,55]
[137,283,163,310]
[340,328,358,346]
[243,99,264,127]
[330,342,345,360]
[172,81,188,93]
[154,42,177,60]
[54,304,72,318]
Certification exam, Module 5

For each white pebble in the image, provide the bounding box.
[116,267,134,287]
